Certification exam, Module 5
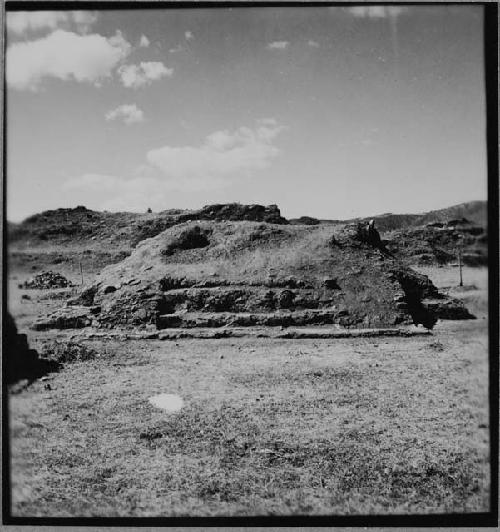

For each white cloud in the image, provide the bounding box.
[7,11,66,34]
[307,40,320,48]
[68,11,98,32]
[62,119,286,212]
[146,119,286,181]
[345,6,408,19]
[267,41,290,50]
[7,10,98,35]
[63,174,165,212]
[6,29,131,91]
[139,35,150,48]
[63,173,225,213]
[105,104,144,125]
[64,173,121,192]
[118,61,173,89]
[185,31,194,41]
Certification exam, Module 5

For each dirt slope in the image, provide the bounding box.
[8,203,288,275]
[8,201,486,275]
[33,220,473,331]
[383,219,488,266]
[8,203,287,248]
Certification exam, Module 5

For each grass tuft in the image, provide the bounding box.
[40,341,99,364]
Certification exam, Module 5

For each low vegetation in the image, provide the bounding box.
[9,305,489,516]
[6,200,490,517]
[39,340,99,365]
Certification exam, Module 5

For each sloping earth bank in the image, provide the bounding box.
[382,219,487,267]
[8,204,288,276]
[32,221,473,332]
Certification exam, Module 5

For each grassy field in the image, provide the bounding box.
[7,266,490,517]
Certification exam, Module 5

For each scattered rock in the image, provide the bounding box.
[31,308,92,330]
[278,290,295,309]
[427,341,445,352]
[139,430,163,441]
[68,285,97,306]
[422,298,476,320]
[22,270,73,289]
[384,220,487,266]
[323,278,340,289]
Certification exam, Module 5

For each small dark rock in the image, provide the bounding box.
[278,289,295,309]
[139,431,163,441]
[323,278,340,289]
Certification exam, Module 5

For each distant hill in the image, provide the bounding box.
[347,200,487,233]
[289,201,487,231]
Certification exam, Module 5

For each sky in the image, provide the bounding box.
[6,5,487,222]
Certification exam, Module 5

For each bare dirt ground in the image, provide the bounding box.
[7,266,490,517]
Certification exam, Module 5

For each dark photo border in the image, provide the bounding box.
[2,1,498,527]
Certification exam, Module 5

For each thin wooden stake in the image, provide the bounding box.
[458,246,463,287]
[80,261,84,286]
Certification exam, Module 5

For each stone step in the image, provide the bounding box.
[157,309,352,329]
[76,325,430,341]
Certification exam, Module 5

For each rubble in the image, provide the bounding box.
[21,270,73,289]
[31,307,93,331]
[383,221,487,266]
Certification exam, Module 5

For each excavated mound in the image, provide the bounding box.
[9,202,288,250]
[33,221,474,331]
[131,203,288,246]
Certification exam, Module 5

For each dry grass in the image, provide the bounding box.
[7,266,490,517]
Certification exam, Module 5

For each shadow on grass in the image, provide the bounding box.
[6,313,61,386]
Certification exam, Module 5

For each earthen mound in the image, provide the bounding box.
[35,220,474,331]
[9,203,288,252]
[196,203,287,224]
[132,203,287,245]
